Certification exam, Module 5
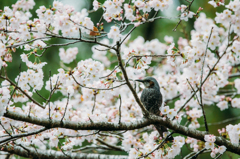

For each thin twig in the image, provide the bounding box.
[6,64,21,111]
[165,94,181,103]
[200,116,240,127]
[173,0,195,31]
[118,95,122,125]
[98,132,124,140]
[120,26,136,45]
[186,79,200,106]
[71,74,127,90]
[69,19,106,35]
[125,54,179,68]
[44,76,59,108]
[60,147,71,159]
[99,65,119,79]
[28,103,32,118]
[48,71,52,120]
[94,46,111,52]
[199,27,214,132]
[0,127,47,146]
[64,130,100,138]
[183,150,211,159]
[214,153,222,159]
[92,91,97,114]
[35,90,47,101]
[96,138,125,152]
[189,148,206,159]
[0,123,11,137]
[229,72,240,78]
[6,36,51,49]
[72,145,112,152]
[0,75,44,109]
[152,11,159,18]
[61,93,70,124]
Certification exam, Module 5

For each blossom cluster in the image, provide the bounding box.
[98,0,173,23]
[59,47,78,64]
[122,36,168,70]
[177,5,195,21]
[204,134,226,158]
[186,137,199,152]
[0,81,11,116]
[161,105,177,120]
[127,132,185,159]
[226,124,240,145]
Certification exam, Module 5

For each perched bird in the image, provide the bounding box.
[136,77,173,140]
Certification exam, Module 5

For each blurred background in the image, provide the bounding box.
[1,0,239,158]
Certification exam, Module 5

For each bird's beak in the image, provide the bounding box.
[135,79,144,83]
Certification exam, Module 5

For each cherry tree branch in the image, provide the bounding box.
[199,27,214,133]
[189,148,207,159]
[72,144,120,152]
[44,32,112,49]
[71,74,127,90]
[229,72,240,78]
[3,111,240,155]
[96,138,125,152]
[34,40,83,57]
[173,0,196,31]
[99,132,124,140]
[0,75,44,109]
[99,65,120,79]
[200,116,240,127]
[186,78,200,103]
[6,64,21,110]
[61,93,70,123]
[6,36,51,49]
[0,127,47,146]
[91,90,97,113]
[118,95,122,125]
[0,145,128,159]
[165,94,181,103]
[138,132,175,159]
[115,42,149,117]
[124,54,180,68]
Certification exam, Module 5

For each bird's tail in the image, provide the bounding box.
[154,124,173,141]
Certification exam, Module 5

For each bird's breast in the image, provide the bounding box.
[140,88,162,115]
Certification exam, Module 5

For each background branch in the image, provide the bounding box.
[0,145,128,159]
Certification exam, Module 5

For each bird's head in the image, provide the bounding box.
[136,77,160,89]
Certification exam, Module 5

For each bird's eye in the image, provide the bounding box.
[149,81,154,87]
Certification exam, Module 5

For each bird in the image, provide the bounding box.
[136,76,173,141]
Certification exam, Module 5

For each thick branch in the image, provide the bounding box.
[3,111,240,155]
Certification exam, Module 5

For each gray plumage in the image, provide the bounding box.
[136,77,173,140]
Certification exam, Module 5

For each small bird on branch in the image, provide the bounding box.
[136,76,173,141]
